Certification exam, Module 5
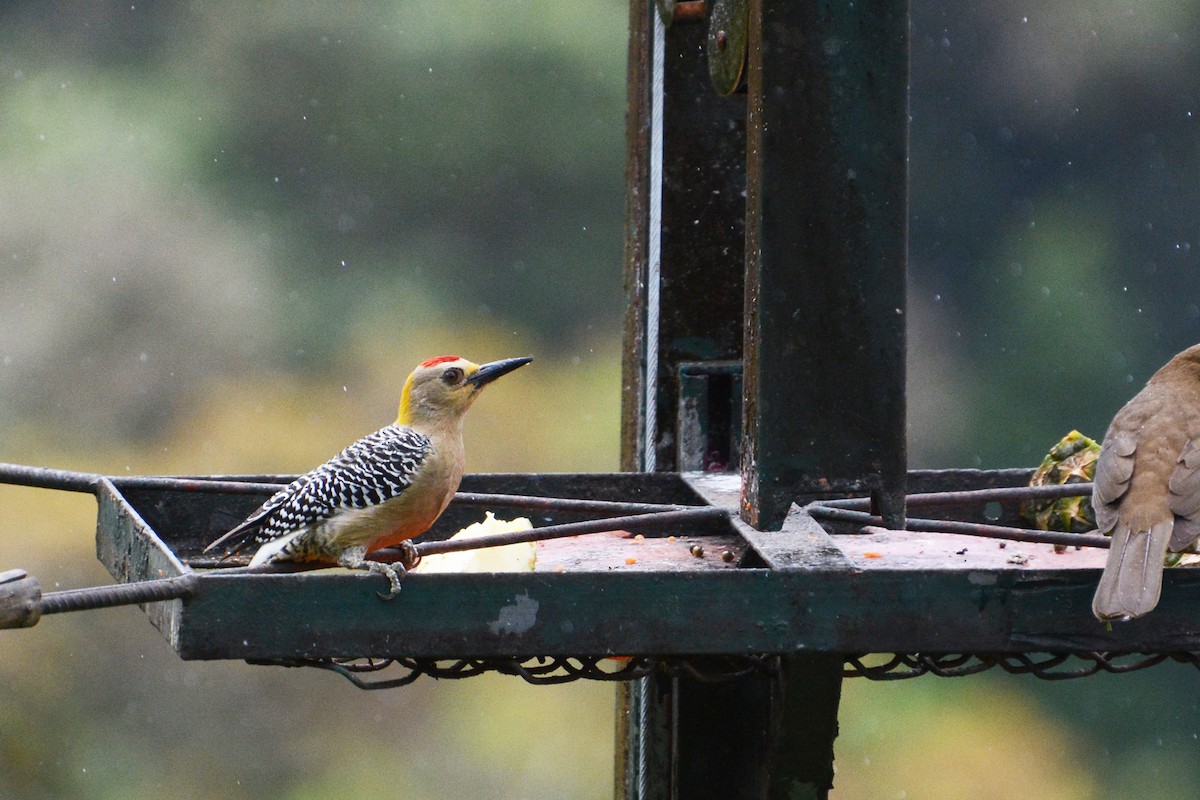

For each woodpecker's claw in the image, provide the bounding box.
[398,539,421,570]
[372,542,418,599]
[337,546,406,601]
[371,561,406,601]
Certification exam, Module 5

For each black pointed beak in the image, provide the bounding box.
[468,356,533,388]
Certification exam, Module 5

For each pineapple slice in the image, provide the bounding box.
[1021,430,1099,550]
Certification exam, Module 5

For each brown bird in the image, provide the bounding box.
[1092,344,1200,621]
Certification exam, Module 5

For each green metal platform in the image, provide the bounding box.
[94,470,1200,663]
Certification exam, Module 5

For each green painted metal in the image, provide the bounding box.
[706,0,748,96]
[621,0,747,475]
[677,361,743,472]
[92,472,1200,661]
[741,0,909,531]
[765,656,844,800]
[672,667,776,798]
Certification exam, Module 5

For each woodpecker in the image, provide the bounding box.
[204,355,532,597]
[1092,344,1200,621]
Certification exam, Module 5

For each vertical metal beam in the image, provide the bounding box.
[619,0,753,796]
[621,0,747,474]
[619,0,654,474]
[622,1,905,796]
[617,0,658,786]
[673,669,776,798]
[741,0,910,530]
[765,655,845,800]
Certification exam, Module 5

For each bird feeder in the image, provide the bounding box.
[5,1,1200,799]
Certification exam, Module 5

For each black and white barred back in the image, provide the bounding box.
[207,424,433,556]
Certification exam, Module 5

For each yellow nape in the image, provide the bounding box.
[396,369,418,425]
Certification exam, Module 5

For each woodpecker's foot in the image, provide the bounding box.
[338,547,406,600]
[398,539,421,570]
[368,561,406,601]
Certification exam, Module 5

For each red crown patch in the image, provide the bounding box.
[420,355,462,368]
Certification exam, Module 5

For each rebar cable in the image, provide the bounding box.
[38,574,197,616]
[820,482,1093,510]
[808,506,1111,549]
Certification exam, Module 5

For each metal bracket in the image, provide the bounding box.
[654,0,707,26]
[0,568,42,629]
[707,0,748,95]
[677,361,743,472]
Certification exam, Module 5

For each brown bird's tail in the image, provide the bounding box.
[1092,519,1173,621]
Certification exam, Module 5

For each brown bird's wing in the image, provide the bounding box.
[1168,439,1200,551]
[1091,430,1136,534]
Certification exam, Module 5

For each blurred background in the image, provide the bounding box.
[2,1,1200,797]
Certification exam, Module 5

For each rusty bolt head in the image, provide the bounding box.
[716,30,728,51]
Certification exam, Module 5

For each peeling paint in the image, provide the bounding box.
[488,591,539,635]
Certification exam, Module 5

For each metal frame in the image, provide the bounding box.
[20,466,1189,662]
[1,1,1190,798]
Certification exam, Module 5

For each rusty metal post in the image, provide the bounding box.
[741,0,910,531]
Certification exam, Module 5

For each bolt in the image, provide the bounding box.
[716,30,728,51]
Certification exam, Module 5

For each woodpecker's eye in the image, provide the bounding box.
[442,367,465,385]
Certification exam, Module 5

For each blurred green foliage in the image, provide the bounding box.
[4,1,1200,798]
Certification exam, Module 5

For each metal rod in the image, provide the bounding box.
[0,462,102,493]
[451,492,703,515]
[0,463,288,496]
[365,507,730,560]
[113,477,289,494]
[820,482,1094,511]
[807,505,1111,549]
[127,482,711,514]
[0,463,721,518]
[38,574,198,615]
[672,1,707,22]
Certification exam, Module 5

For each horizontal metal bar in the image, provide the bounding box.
[119,480,700,511]
[118,470,719,514]
[0,462,102,493]
[39,574,198,615]
[821,482,1093,510]
[806,505,1111,549]
[114,477,289,494]
[366,507,731,559]
[450,492,704,515]
[173,564,1200,659]
[0,463,286,496]
[858,523,1110,549]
